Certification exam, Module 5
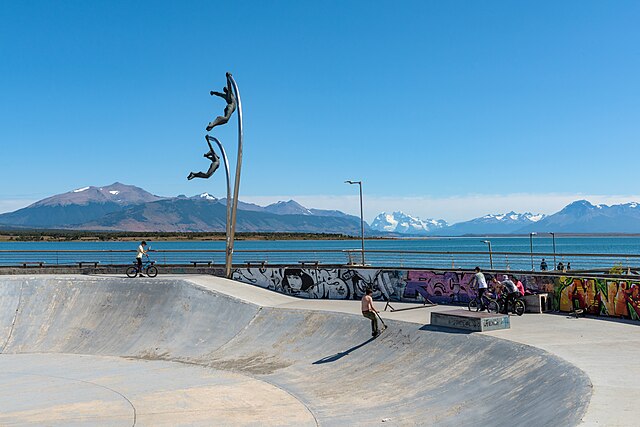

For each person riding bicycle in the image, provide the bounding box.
[470,267,489,310]
[500,275,521,312]
[136,241,148,277]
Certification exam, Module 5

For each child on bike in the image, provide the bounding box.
[136,241,148,277]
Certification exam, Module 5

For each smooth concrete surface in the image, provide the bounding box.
[0,354,316,426]
[191,275,640,426]
[0,275,605,425]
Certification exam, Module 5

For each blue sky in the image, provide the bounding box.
[1,1,639,223]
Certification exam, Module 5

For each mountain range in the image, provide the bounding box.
[0,183,365,234]
[2,183,640,235]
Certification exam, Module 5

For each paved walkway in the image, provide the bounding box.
[186,275,640,427]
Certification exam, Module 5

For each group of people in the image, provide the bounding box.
[540,258,571,272]
[470,267,525,311]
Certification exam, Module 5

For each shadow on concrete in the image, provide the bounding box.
[418,324,474,335]
[544,310,640,326]
[313,337,376,364]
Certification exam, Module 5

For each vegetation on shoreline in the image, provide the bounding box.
[0,229,358,242]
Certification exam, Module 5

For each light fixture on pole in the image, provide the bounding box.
[530,232,537,271]
[345,180,365,266]
[481,240,493,269]
[549,232,556,269]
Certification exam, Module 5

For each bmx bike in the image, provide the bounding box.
[468,291,500,313]
[126,255,158,278]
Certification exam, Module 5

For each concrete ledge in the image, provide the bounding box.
[431,310,510,332]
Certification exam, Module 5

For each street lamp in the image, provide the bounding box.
[549,232,556,269]
[481,240,493,269]
[345,180,365,265]
[530,232,537,271]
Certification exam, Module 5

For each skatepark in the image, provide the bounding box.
[0,274,637,426]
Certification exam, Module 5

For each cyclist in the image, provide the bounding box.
[470,267,489,310]
[136,241,148,277]
[500,275,521,313]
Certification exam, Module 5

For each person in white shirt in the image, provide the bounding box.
[136,241,147,277]
[470,266,488,310]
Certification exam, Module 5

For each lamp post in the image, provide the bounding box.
[482,240,493,269]
[345,180,365,265]
[549,232,556,269]
[530,232,537,271]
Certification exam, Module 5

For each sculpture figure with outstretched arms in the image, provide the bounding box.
[206,72,237,131]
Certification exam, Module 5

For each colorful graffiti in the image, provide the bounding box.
[231,267,406,300]
[553,276,640,320]
[230,267,640,321]
[232,268,501,304]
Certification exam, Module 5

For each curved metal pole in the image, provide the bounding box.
[205,135,231,265]
[226,74,243,279]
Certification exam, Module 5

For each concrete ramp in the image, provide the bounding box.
[0,276,591,426]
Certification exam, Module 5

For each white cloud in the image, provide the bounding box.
[0,199,37,215]
[241,193,640,224]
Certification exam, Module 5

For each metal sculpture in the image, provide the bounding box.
[206,72,237,131]
[187,137,221,180]
[188,72,243,279]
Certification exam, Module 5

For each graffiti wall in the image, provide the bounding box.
[551,276,640,320]
[230,267,640,321]
[232,267,507,304]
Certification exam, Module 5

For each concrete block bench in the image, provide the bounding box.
[430,310,510,332]
[523,293,549,313]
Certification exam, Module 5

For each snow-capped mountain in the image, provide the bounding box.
[192,192,217,201]
[0,183,164,228]
[32,182,163,207]
[370,211,448,235]
[264,200,313,215]
[440,211,546,235]
[518,200,640,233]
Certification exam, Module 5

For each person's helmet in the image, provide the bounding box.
[502,275,509,281]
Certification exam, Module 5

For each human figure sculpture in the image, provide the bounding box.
[187,136,221,180]
[206,72,237,131]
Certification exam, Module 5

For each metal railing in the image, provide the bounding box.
[0,248,639,273]
[344,249,640,273]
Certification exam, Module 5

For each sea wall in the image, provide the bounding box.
[231,267,640,321]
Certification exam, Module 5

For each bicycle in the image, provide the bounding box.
[468,290,500,313]
[498,293,526,316]
[126,255,158,278]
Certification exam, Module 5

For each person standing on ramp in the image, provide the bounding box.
[362,288,382,337]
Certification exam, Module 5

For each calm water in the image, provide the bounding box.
[1,236,639,270]
[1,236,640,254]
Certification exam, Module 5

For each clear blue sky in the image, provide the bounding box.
[1,1,639,223]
